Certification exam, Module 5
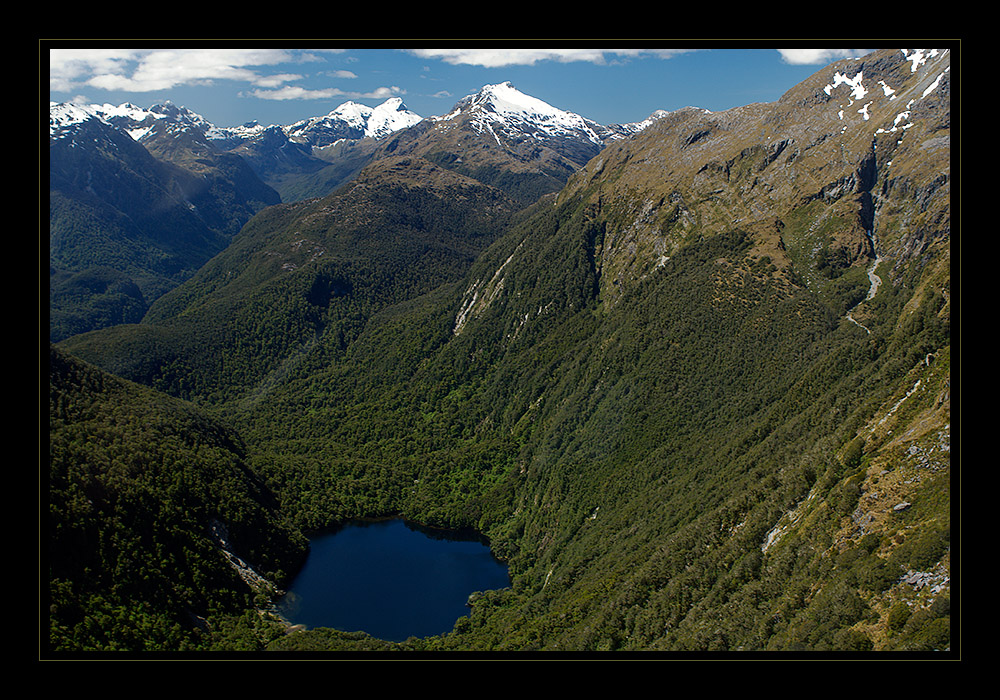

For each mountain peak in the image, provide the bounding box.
[285,97,421,145]
[49,101,101,137]
[437,81,617,150]
[378,96,406,109]
[367,97,422,138]
[479,81,541,104]
[329,100,373,120]
[449,81,566,119]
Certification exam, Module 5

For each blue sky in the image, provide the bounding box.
[47,44,879,128]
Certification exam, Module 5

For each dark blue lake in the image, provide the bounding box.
[275,518,509,642]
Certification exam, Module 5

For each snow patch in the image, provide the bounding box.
[922,69,948,98]
[825,71,868,101]
[285,96,421,143]
[901,48,941,73]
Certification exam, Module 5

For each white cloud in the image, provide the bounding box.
[777,49,872,65]
[407,48,691,68]
[49,48,144,92]
[251,73,305,89]
[245,85,341,101]
[248,84,405,101]
[49,48,317,93]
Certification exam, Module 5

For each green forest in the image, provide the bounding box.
[46,48,953,656]
[49,177,951,653]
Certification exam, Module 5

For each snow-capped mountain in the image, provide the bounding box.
[50,101,108,137]
[49,85,663,170]
[49,100,214,142]
[49,84,670,205]
[49,96,423,152]
[286,97,423,146]
[377,81,669,202]
[50,101,153,142]
[432,81,654,150]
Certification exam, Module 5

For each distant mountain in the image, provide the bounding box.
[214,100,420,201]
[49,97,424,202]
[54,87,664,206]
[284,97,423,145]
[219,86,661,203]
[49,86,663,342]
[48,101,281,342]
[49,48,952,653]
[372,81,666,205]
[436,81,633,153]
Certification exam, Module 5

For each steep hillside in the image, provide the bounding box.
[49,103,280,342]
[259,48,953,652]
[48,345,307,651]
[47,48,953,654]
[553,48,949,314]
[59,155,522,405]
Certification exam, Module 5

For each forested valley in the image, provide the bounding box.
[47,48,954,656]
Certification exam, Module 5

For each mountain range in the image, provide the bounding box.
[48,82,665,343]
[54,83,659,202]
[47,48,954,654]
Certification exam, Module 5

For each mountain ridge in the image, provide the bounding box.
[51,83,669,205]
[48,80,672,342]
[49,102,282,342]
[52,82,664,151]
[48,48,954,654]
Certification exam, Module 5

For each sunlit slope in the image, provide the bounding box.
[50,49,952,653]
[59,156,521,405]
[261,49,952,651]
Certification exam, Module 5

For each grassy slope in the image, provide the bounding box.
[48,49,952,654]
